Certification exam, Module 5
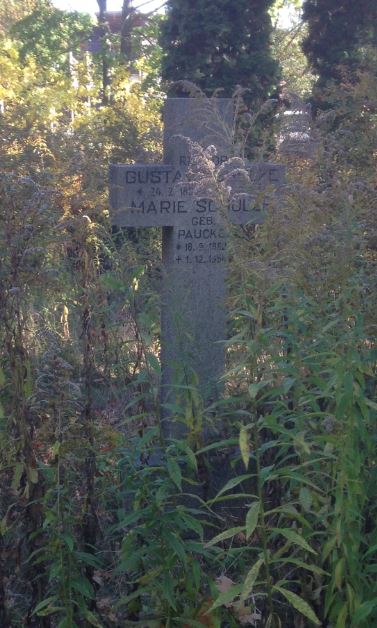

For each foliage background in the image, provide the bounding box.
[0,0,377,626]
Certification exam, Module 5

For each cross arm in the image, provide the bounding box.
[228,163,285,226]
[109,163,186,228]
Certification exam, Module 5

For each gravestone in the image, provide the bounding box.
[278,95,317,156]
[110,98,285,439]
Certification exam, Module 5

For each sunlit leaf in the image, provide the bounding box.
[248,380,271,399]
[273,586,320,625]
[209,474,254,503]
[207,584,242,612]
[246,501,260,539]
[271,557,328,576]
[271,528,317,555]
[241,557,264,600]
[336,602,349,628]
[27,466,38,484]
[11,462,23,491]
[335,557,345,590]
[299,487,312,512]
[33,596,59,616]
[205,526,245,547]
[239,425,250,470]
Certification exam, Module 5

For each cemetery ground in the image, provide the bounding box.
[1,79,377,628]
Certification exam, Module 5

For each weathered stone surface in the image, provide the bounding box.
[228,163,285,225]
[109,165,177,227]
[160,99,233,432]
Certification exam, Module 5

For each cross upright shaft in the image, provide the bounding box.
[110,98,234,437]
[161,99,233,432]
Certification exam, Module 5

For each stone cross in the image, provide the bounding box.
[109,98,284,439]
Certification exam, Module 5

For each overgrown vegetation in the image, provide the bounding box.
[1,1,377,626]
[302,0,377,108]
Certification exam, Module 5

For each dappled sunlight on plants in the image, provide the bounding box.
[0,2,377,625]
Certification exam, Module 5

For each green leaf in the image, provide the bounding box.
[71,576,95,599]
[145,352,161,374]
[100,273,126,290]
[241,558,264,600]
[260,464,275,483]
[282,377,295,394]
[58,619,80,628]
[239,426,250,470]
[352,600,377,625]
[209,474,254,503]
[365,564,377,573]
[322,536,337,561]
[192,559,201,590]
[164,532,187,566]
[364,542,377,558]
[272,528,317,555]
[335,557,345,590]
[205,526,245,548]
[299,487,312,512]
[248,380,271,399]
[161,572,176,610]
[272,557,328,576]
[75,551,102,568]
[246,501,260,539]
[11,462,24,491]
[85,610,103,627]
[111,508,145,530]
[113,509,145,531]
[27,466,39,484]
[0,513,9,535]
[365,398,377,412]
[265,504,312,530]
[115,586,149,608]
[235,308,258,320]
[33,596,58,615]
[207,584,242,612]
[171,440,198,472]
[180,512,203,538]
[62,532,74,551]
[185,540,212,556]
[175,620,209,628]
[336,602,348,628]
[167,458,182,491]
[277,471,324,493]
[38,606,64,617]
[195,438,238,455]
[273,586,320,625]
[52,441,60,456]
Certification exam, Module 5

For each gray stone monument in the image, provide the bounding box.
[110,98,284,439]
